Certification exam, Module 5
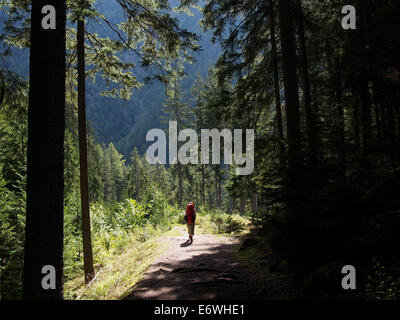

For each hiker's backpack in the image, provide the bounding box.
[185,202,196,223]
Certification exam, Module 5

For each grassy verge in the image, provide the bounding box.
[64,225,173,300]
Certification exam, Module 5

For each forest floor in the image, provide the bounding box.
[125,225,289,300]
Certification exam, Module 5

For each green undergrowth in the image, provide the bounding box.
[64,198,180,300]
[64,224,172,300]
[191,209,252,237]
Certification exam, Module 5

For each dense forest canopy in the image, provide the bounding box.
[1,0,400,300]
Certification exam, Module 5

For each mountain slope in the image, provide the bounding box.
[1,1,220,160]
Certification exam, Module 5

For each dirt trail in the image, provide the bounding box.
[126,227,261,300]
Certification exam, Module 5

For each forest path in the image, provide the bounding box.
[125,226,261,300]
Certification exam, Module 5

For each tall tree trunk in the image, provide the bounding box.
[372,80,382,145]
[374,80,395,158]
[334,57,346,180]
[352,96,361,150]
[23,0,66,299]
[240,198,246,215]
[251,192,255,220]
[360,79,373,150]
[77,19,94,284]
[201,164,205,207]
[295,0,316,171]
[195,177,199,207]
[215,166,222,208]
[177,164,183,207]
[278,0,303,206]
[227,164,233,213]
[357,2,373,151]
[218,172,222,208]
[270,3,285,154]
[327,40,346,180]
[214,172,218,208]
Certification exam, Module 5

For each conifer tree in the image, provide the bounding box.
[162,84,191,207]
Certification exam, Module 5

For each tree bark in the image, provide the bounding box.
[360,79,373,150]
[201,164,205,207]
[334,58,345,179]
[251,192,255,220]
[372,80,382,145]
[295,0,316,170]
[228,198,233,214]
[240,198,246,215]
[278,0,303,206]
[215,166,222,208]
[23,0,66,299]
[327,40,346,180]
[352,95,361,150]
[77,18,95,284]
[195,177,199,207]
[269,3,285,154]
[177,163,183,207]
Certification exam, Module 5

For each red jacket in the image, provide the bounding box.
[185,202,196,224]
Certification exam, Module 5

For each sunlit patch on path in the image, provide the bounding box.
[126,228,258,300]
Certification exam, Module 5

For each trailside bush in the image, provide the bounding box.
[196,209,246,235]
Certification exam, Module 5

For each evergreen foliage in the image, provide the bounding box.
[1,0,400,300]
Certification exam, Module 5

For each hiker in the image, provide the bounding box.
[184,202,196,243]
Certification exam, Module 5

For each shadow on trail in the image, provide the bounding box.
[125,236,259,300]
[180,241,192,247]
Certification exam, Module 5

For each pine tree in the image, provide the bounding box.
[127,148,147,201]
[101,144,117,202]
[75,8,95,284]
[278,0,303,207]
[108,143,126,201]
[162,84,191,207]
[295,0,316,175]
[269,1,285,155]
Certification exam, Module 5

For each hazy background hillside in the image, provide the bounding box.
[1,0,220,160]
